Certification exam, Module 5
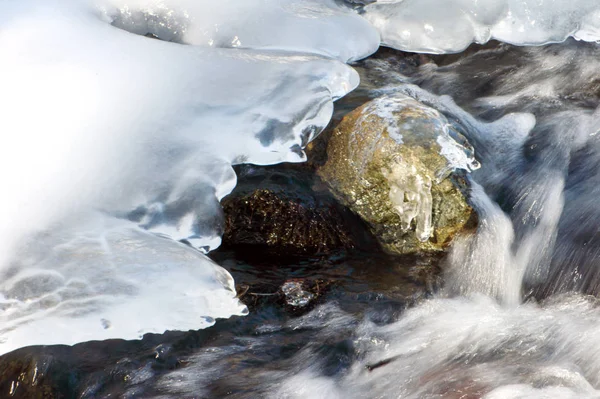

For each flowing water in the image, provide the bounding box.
[5,0,600,398]
[153,42,600,398]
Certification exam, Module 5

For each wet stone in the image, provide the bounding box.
[220,164,378,258]
[318,93,478,255]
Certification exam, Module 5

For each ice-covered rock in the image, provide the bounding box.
[281,281,315,308]
[318,93,479,254]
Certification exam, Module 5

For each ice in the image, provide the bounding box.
[385,162,433,242]
[5,0,600,376]
[0,0,360,354]
[106,0,380,62]
[0,214,247,355]
[361,0,600,53]
[281,281,315,308]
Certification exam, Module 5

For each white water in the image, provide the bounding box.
[274,296,600,399]
[5,1,600,397]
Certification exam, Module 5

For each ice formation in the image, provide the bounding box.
[106,0,380,62]
[0,0,370,354]
[384,163,433,242]
[361,0,600,53]
[0,215,246,355]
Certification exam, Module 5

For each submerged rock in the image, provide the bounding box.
[318,93,478,255]
[235,278,331,315]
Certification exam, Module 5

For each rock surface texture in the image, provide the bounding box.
[318,93,479,254]
[221,165,377,257]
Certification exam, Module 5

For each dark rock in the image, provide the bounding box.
[220,164,378,258]
[0,353,62,399]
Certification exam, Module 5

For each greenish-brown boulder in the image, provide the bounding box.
[318,93,479,255]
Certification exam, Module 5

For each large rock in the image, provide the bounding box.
[318,94,478,255]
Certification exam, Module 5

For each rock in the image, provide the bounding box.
[281,280,315,307]
[0,353,61,399]
[220,165,377,258]
[318,93,478,255]
[235,278,331,316]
